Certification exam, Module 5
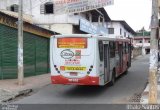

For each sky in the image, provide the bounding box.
[105,0,152,31]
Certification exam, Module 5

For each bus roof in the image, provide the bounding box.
[52,34,92,38]
[51,34,130,42]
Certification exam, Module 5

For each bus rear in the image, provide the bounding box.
[50,35,99,85]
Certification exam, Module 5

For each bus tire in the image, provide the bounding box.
[125,62,129,75]
[109,69,116,86]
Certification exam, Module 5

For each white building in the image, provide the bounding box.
[133,31,151,54]
[106,20,136,38]
[0,0,111,34]
[0,0,136,37]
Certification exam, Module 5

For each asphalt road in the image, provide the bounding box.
[14,55,149,105]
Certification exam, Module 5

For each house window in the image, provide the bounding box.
[74,13,79,15]
[86,13,92,22]
[139,40,142,43]
[98,16,104,24]
[40,2,54,14]
[148,40,150,43]
[45,2,54,14]
[108,28,114,34]
[86,13,90,21]
[120,28,122,35]
[10,4,19,12]
[124,32,126,37]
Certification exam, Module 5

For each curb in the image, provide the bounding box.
[140,81,160,104]
[140,66,160,104]
[0,89,32,103]
[140,84,149,104]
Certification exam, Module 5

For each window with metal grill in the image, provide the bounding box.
[9,4,19,12]
[45,2,53,14]
[124,32,126,37]
[120,28,122,35]
[40,2,54,14]
[108,28,114,34]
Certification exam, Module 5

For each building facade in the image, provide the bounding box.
[106,20,136,38]
[133,31,150,54]
[0,0,111,34]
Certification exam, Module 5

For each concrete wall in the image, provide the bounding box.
[50,24,73,34]
[0,0,31,15]
[0,0,80,25]
[132,47,142,58]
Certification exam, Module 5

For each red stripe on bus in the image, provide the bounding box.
[51,75,99,85]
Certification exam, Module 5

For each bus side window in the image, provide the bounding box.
[123,43,125,54]
[110,42,115,58]
[98,41,103,61]
[126,43,128,53]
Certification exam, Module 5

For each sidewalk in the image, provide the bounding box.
[140,69,160,104]
[0,74,50,102]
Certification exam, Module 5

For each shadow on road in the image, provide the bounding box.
[60,72,131,98]
[63,85,110,97]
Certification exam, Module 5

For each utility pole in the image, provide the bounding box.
[18,0,24,85]
[142,27,146,56]
[149,0,159,104]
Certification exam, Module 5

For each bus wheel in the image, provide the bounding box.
[109,69,116,86]
[125,62,129,74]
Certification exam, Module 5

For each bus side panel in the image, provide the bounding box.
[115,42,120,77]
[50,37,58,77]
[123,54,128,73]
[122,42,130,73]
[115,41,130,76]
[50,37,54,76]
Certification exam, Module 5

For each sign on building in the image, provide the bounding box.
[79,19,107,34]
[54,0,114,14]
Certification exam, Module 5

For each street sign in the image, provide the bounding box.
[53,0,114,14]
[80,19,97,34]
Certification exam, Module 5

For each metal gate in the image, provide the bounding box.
[0,24,18,79]
[0,24,49,79]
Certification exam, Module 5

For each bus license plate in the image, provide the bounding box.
[70,72,78,76]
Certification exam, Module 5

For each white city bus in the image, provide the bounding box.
[50,34,132,86]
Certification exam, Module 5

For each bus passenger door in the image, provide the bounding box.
[103,43,110,83]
